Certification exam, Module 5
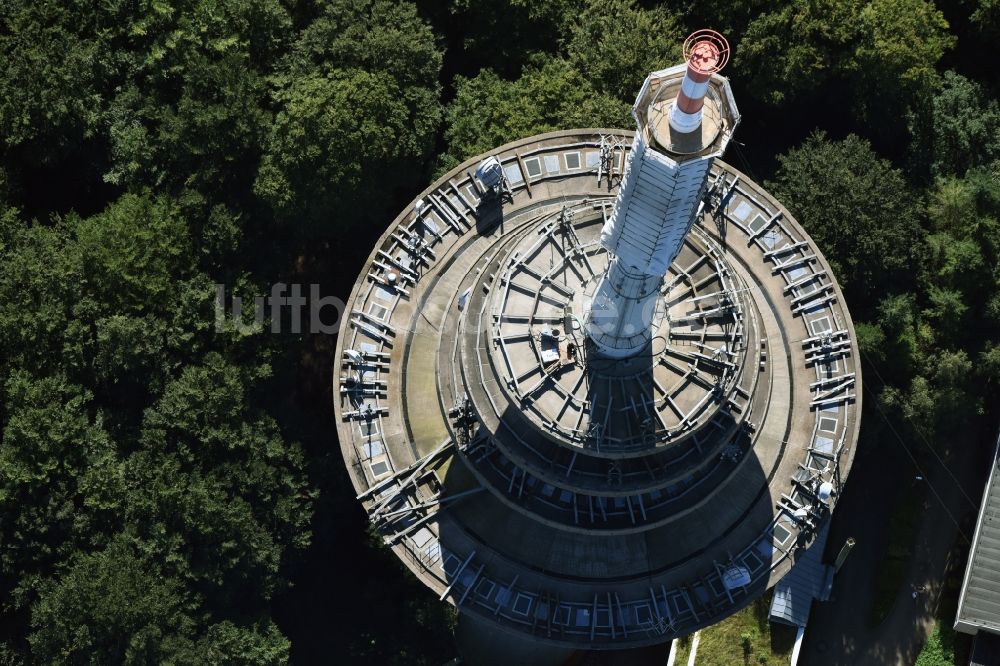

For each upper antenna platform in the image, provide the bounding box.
[683,29,730,75]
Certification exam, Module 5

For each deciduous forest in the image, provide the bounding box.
[1,0,998,664]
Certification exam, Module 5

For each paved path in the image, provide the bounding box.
[799,421,989,666]
[687,632,700,666]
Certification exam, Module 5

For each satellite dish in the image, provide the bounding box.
[475,156,504,190]
[723,565,751,590]
[344,349,365,366]
[818,482,834,502]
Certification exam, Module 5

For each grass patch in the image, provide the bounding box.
[686,594,795,666]
[869,477,926,626]
[673,632,693,664]
[915,534,972,666]
[917,625,968,666]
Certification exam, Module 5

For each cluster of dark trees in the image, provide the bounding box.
[1,0,998,663]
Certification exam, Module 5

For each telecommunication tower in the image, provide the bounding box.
[334,30,861,665]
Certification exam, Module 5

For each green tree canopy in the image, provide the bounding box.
[0,0,111,153]
[28,535,292,665]
[852,0,955,111]
[566,0,684,102]
[0,374,122,603]
[920,170,1000,344]
[436,0,578,76]
[28,537,198,665]
[883,348,977,436]
[0,186,310,660]
[73,193,192,312]
[766,132,924,304]
[972,0,1000,37]
[256,0,442,228]
[127,354,311,604]
[443,58,630,166]
[0,0,293,201]
[256,69,425,224]
[735,0,953,122]
[908,71,1000,178]
[104,0,292,194]
[735,0,861,106]
[289,0,442,93]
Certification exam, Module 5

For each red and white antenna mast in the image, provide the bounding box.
[668,30,730,133]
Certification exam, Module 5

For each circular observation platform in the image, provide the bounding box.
[334,129,861,654]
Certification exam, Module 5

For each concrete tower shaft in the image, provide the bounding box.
[587,31,739,359]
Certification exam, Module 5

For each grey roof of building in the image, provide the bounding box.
[769,523,831,627]
[957,430,1000,635]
